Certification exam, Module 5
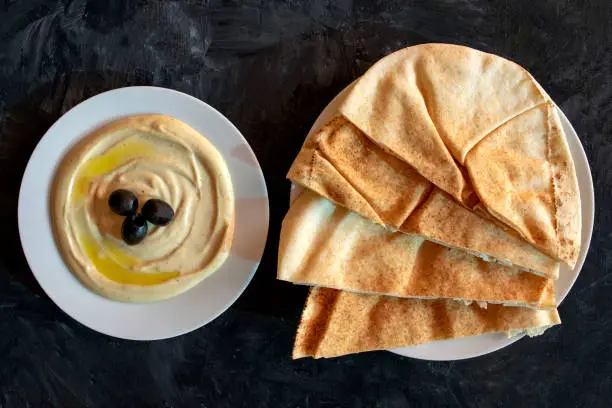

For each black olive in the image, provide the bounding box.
[121,213,148,245]
[108,189,139,216]
[141,199,174,226]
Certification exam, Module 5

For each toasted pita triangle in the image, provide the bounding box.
[279,191,555,308]
[287,115,559,278]
[294,288,561,359]
[403,189,559,278]
[465,103,581,266]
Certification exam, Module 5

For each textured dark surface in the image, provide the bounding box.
[0,0,611,406]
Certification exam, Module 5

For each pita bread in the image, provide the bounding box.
[465,103,581,266]
[338,43,580,267]
[279,191,555,308]
[337,51,475,204]
[294,288,561,359]
[287,115,559,278]
[287,115,432,227]
[404,189,559,278]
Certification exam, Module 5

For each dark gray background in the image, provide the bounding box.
[1,1,611,407]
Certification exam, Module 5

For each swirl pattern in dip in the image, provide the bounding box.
[51,115,235,302]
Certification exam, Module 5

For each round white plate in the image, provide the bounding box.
[294,81,594,361]
[18,86,269,340]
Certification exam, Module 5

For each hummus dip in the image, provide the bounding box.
[51,115,235,302]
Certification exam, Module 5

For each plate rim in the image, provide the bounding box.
[18,86,270,340]
[296,80,595,361]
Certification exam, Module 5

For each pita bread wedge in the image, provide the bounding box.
[277,191,556,308]
[403,189,559,278]
[465,103,581,266]
[279,191,555,309]
[293,288,561,359]
[287,115,559,278]
[338,43,580,267]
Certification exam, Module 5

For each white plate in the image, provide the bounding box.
[294,81,594,361]
[18,86,269,340]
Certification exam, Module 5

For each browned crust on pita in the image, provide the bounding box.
[287,116,432,226]
[293,287,338,359]
[547,106,581,267]
[402,190,560,278]
[339,57,474,204]
[294,288,561,359]
[465,103,581,267]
